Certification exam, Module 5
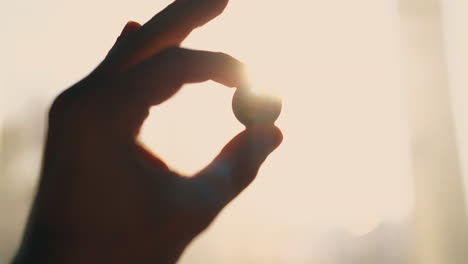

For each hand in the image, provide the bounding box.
[13,0,282,263]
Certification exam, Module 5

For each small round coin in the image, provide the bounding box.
[232,85,282,126]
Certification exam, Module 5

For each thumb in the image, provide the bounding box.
[193,124,283,207]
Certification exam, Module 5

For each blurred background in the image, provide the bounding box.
[1,0,467,263]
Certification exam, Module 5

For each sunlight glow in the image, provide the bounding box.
[2,0,428,262]
[138,1,414,256]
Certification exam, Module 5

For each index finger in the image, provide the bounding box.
[105,0,230,72]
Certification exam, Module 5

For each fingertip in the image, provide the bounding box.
[210,124,282,171]
[245,124,283,151]
[219,54,247,88]
[219,124,282,168]
[119,20,142,38]
[173,0,229,28]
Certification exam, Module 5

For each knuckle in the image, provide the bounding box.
[47,78,99,123]
[48,89,76,121]
[159,46,182,58]
[189,178,225,212]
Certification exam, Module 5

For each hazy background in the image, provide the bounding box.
[1,0,467,263]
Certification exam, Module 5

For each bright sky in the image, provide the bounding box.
[2,0,467,263]
[143,0,413,234]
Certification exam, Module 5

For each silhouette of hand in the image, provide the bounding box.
[14,1,282,263]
